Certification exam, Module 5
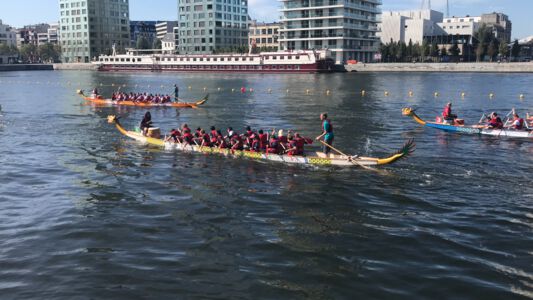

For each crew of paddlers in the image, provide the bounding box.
[111,92,174,103]
[139,113,319,156]
[442,103,532,130]
[90,85,179,103]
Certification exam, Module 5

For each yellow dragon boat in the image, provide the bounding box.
[107,115,415,168]
[77,90,208,108]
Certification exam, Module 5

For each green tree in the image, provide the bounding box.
[152,39,162,49]
[473,24,497,62]
[430,41,439,60]
[412,42,421,61]
[475,43,485,62]
[379,43,389,62]
[397,41,407,61]
[487,40,497,62]
[511,40,521,61]
[421,40,430,61]
[9,44,19,56]
[406,39,414,61]
[136,36,151,49]
[19,44,38,63]
[0,43,10,55]
[449,42,460,57]
[498,42,509,59]
[38,43,61,63]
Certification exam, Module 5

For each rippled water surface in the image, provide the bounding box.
[0,70,532,299]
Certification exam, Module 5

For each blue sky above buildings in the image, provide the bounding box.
[0,0,530,39]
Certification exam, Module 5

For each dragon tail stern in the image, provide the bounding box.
[196,94,209,105]
[377,138,416,165]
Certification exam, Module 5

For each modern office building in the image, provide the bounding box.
[0,20,17,47]
[130,21,157,47]
[155,21,178,40]
[59,0,130,63]
[380,9,446,45]
[279,0,381,64]
[249,21,280,51]
[481,12,512,44]
[178,0,249,54]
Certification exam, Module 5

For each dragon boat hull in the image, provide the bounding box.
[108,116,414,168]
[77,90,208,108]
[403,108,533,140]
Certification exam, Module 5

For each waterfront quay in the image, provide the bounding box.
[346,62,533,73]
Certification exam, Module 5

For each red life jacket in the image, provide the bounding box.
[259,133,268,149]
[183,133,193,144]
[287,140,299,156]
[514,118,524,130]
[251,140,260,152]
[266,139,279,154]
[218,138,228,149]
[489,117,503,129]
[201,133,211,146]
[295,138,305,154]
[443,107,452,118]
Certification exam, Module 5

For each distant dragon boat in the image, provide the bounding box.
[107,115,415,168]
[77,90,208,108]
[402,107,533,139]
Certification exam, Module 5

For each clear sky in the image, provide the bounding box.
[0,0,530,39]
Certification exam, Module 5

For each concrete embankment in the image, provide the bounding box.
[53,63,99,71]
[345,62,533,73]
[0,64,53,71]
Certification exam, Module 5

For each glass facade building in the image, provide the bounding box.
[59,0,130,63]
[279,0,381,64]
[178,0,249,54]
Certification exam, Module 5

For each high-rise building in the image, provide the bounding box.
[178,0,249,54]
[481,12,512,44]
[279,0,381,64]
[59,0,130,63]
[130,21,157,48]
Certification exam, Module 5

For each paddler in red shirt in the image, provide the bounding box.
[442,102,458,123]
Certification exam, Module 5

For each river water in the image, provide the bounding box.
[0,70,532,299]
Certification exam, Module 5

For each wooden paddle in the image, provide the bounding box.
[319,140,375,171]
